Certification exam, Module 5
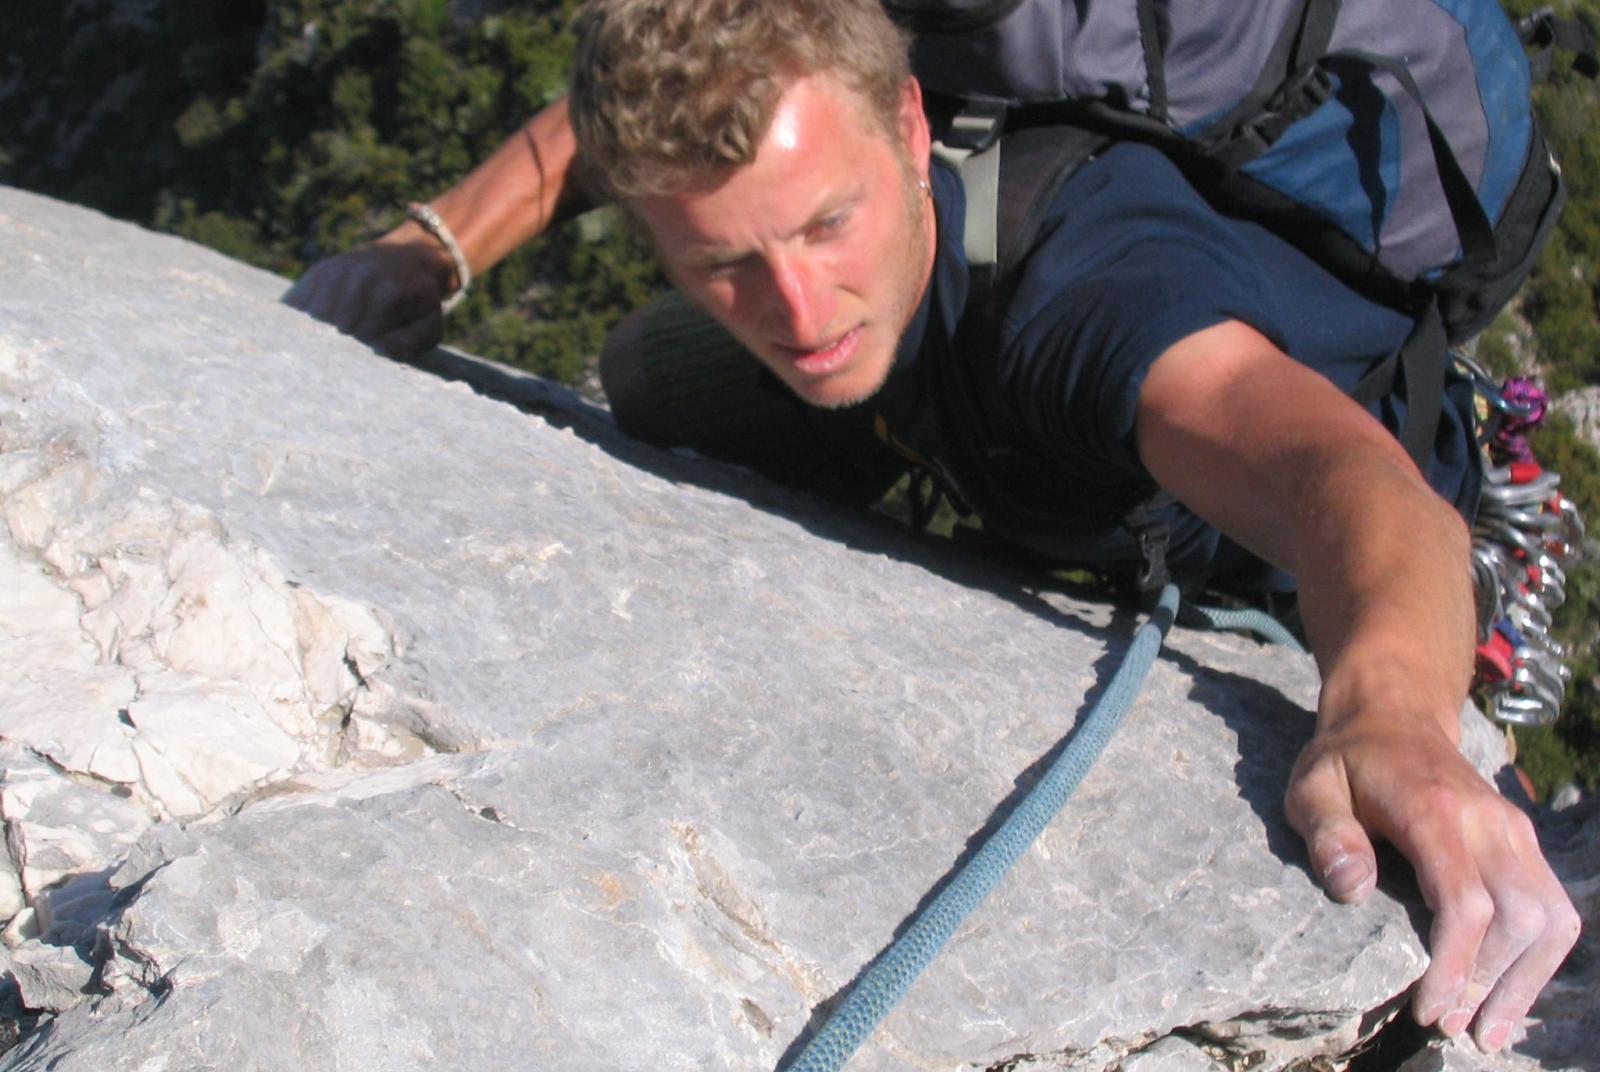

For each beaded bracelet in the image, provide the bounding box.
[406,202,472,313]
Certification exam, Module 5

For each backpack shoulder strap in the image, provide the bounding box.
[928,98,1008,273]
[1519,7,1600,81]
[928,98,1109,297]
[1348,300,1448,468]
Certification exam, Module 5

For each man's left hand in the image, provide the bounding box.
[1285,717,1581,1053]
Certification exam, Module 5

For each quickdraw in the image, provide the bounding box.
[1465,360,1586,726]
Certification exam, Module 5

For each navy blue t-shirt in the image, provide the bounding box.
[875,143,1480,590]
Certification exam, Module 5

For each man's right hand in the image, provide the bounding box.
[283,97,585,361]
[283,220,459,360]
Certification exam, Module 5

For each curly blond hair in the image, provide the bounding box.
[569,0,913,201]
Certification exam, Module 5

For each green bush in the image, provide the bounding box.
[1502,0,1600,393]
[0,0,662,383]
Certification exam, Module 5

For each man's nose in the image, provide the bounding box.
[765,253,833,345]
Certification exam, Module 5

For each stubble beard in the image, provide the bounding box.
[806,169,935,412]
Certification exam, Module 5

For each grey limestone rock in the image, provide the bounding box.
[1553,385,1600,454]
[0,184,1592,1070]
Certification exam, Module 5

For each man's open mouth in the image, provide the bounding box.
[781,325,862,376]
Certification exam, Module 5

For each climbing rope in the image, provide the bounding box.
[780,584,1181,1072]
[1181,601,1307,652]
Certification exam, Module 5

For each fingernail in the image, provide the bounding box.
[1441,1007,1473,1037]
[1320,852,1373,896]
[1479,1019,1511,1052]
[1415,1000,1445,1026]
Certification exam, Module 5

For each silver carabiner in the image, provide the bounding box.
[1488,693,1560,727]
[1482,464,1559,493]
[1555,496,1587,544]
[1459,354,1544,419]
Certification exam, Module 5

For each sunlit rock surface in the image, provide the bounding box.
[1,185,1592,1070]
[1553,385,1600,454]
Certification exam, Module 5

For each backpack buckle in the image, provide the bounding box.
[940,99,1007,154]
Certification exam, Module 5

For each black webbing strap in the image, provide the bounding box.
[1124,491,1177,598]
[1135,0,1169,124]
[883,0,1030,35]
[1520,8,1600,82]
[1350,300,1448,468]
[1197,0,1340,163]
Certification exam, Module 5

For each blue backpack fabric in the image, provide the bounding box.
[885,0,1584,344]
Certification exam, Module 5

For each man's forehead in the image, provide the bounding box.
[767,96,803,152]
[746,71,889,162]
[633,76,885,234]
[642,72,898,197]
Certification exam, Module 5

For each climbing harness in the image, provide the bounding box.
[782,587,1191,1071]
[1465,360,1586,726]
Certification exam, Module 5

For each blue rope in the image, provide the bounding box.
[780,584,1181,1072]
[1183,602,1307,653]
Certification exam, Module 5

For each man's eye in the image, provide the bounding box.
[701,259,743,280]
[809,213,847,240]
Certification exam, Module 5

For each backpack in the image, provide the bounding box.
[883,1,1600,468]
[887,0,1586,339]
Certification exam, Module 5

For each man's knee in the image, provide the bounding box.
[599,306,666,443]
[596,295,902,505]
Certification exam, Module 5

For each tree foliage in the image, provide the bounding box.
[1491,0,1600,391]
[0,0,662,384]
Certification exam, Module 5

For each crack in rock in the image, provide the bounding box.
[2,374,432,807]
[669,821,834,1004]
[0,352,458,1010]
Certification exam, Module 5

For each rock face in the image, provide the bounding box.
[0,185,1592,1071]
[1553,385,1600,454]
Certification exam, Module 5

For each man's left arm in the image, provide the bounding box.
[1134,319,1580,1053]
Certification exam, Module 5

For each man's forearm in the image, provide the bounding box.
[1136,320,1476,729]
[424,96,589,279]
[1292,453,1476,743]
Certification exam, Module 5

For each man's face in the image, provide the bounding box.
[633,74,937,409]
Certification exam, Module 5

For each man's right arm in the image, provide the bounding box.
[283,96,588,357]
[1136,320,1580,1050]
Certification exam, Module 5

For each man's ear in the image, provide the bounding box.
[898,76,932,180]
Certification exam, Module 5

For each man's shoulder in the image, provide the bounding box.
[1075,140,1188,188]
[1003,140,1248,328]
[1032,141,1225,255]
[1047,140,1207,217]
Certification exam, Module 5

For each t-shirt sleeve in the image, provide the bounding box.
[996,145,1290,483]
